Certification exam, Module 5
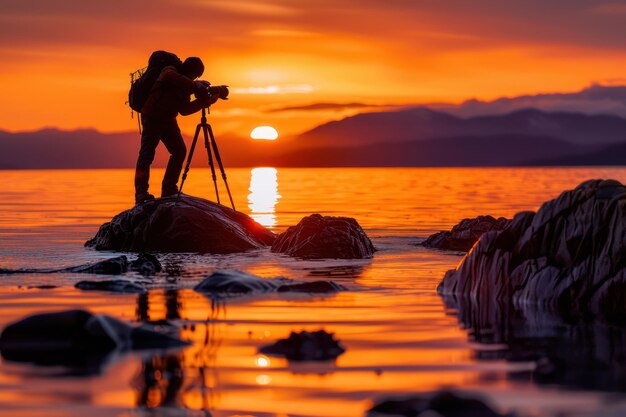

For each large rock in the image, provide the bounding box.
[438,179,626,319]
[0,310,187,373]
[422,215,509,251]
[85,195,275,253]
[271,214,375,259]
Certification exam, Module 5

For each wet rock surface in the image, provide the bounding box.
[85,195,276,253]
[439,179,626,319]
[75,280,147,294]
[194,270,346,296]
[259,330,345,361]
[195,270,283,294]
[0,254,162,276]
[0,310,187,373]
[422,215,509,251]
[368,390,515,417]
[271,213,375,259]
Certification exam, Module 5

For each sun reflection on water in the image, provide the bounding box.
[248,167,281,228]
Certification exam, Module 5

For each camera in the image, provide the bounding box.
[195,81,229,101]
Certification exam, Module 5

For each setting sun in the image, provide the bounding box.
[250,126,279,141]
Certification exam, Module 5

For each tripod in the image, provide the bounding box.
[177,107,236,210]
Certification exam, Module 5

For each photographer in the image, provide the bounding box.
[134,57,219,204]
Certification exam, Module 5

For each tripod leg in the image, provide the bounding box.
[203,124,220,205]
[207,124,236,211]
[177,123,201,202]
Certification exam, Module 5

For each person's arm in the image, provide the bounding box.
[159,66,197,94]
[179,96,219,116]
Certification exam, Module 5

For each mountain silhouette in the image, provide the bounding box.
[1,107,626,168]
[298,107,626,147]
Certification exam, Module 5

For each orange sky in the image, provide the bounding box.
[2,0,626,137]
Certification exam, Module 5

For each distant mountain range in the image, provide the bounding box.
[299,107,626,147]
[2,104,626,168]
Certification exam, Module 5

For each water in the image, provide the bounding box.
[1,167,626,417]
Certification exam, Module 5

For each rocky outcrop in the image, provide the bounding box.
[259,330,345,361]
[368,391,515,417]
[85,195,275,253]
[0,254,161,276]
[438,179,626,319]
[422,215,509,251]
[194,270,346,296]
[0,310,187,371]
[271,214,375,259]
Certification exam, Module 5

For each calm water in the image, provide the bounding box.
[1,167,626,417]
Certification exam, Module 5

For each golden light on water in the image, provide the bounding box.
[256,356,271,368]
[248,167,281,227]
[250,126,279,140]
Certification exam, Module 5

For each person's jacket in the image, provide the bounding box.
[141,66,205,120]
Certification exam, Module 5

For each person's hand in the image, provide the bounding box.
[194,80,210,94]
[198,93,219,107]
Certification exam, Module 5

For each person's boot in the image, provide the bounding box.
[135,192,155,205]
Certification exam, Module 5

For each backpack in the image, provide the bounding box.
[128,50,182,113]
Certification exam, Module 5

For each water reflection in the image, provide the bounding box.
[248,167,281,228]
[442,293,626,392]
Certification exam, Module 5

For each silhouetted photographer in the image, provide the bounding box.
[129,51,228,204]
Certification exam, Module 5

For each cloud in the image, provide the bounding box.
[232,85,314,95]
[266,102,388,112]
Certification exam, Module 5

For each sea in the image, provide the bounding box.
[1,167,626,417]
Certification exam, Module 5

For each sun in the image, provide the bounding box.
[250,126,279,141]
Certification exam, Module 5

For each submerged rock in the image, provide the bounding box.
[439,179,626,319]
[194,270,282,294]
[259,330,345,361]
[194,270,346,296]
[0,254,161,276]
[85,195,275,253]
[75,280,146,294]
[129,253,162,275]
[422,215,509,251]
[0,310,187,370]
[368,391,515,417]
[271,213,375,259]
[65,256,130,274]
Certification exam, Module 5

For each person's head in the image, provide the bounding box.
[181,57,204,79]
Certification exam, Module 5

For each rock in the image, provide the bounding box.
[194,270,347,297]
[271,214,375,259]
[368,391,515,417]
[75,280,147,294]
[422,215,510,251]
[438,179,626,319]
[0,254,161,276]
[129,253,162,275]
[194,270,282,294]
[65,255,129,274]
[0,310,187,370]
[277,280,344,293]
[259,330,345,361]
[85,194,275,253]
